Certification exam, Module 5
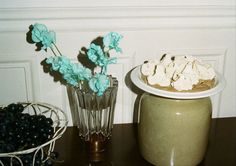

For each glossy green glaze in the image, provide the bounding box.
[138,93,212,166]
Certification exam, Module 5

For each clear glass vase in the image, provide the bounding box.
[67,77,118,161]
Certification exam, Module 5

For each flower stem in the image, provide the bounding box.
[105,49,111,58]
[53,43,63,56]
[50,47,57,56]
[101,65,107,75]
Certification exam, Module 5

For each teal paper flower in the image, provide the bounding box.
[31,23,56,49]
[71,63,92,81]
[103,32,123,52]
[87,43,117,74]
[46,55,69,71]
[87,44,104,64]
[46,56,92,86]
[89,73,110,96]
[63,73,79,86]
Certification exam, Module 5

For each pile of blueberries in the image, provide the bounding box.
[0,103,59,166]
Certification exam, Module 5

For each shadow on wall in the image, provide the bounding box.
[76,36,104,74]
[125,68,144,124]
[41,59,68,85]
[26,25,45,51]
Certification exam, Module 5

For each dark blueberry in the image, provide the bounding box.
[28,141,37,148]
[34,158,42,166]
[20,114,29,121]
[8,129,15,136]
[13,120,21,127]
[41,132,50,141]
[18,138,26,146]
[7,103,18,112]
[0,143,5,152]
[37,115,47,123]
[26,137,32,143]
[11,157,22,166]
[45,118,53,126]
[19,125,26,131]
[5,112,14,122]
[22,155,32,165]
[31,133,39,140]
[24,130,31,137]
[22,122,30,131]
[6,135,14,143]
[50,151,59,159]
[0,111,6,120]
[39,127,46,133]
[0,124,7,133]
[44,159,54,166]
[0,131,7,139]
[29,115,38,123]
[45,127,54,135]
[16,103,24,112]
[15,133,23,140]
[0,157,10,165]
[5,143,15,152]
[30,124,37,130]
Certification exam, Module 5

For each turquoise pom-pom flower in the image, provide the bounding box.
[89,73,110,96]
[87,43,118,74]
[31,23,56,49]
[87,44,105,65]
[31,23,48,43]
[40,31,56,49]
[103,32,123,52]
[46,56,92,86]
[46,55,70,71]
[72,63,92,81]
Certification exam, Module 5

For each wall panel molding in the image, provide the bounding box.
[1,0,235,8]
[0,55,41,104]
[111,55,135,123]
[0,6,235,32]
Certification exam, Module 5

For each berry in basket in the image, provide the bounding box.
[0,103,54,152]
[0,102,67,166]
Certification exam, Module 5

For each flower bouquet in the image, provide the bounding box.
[28,23,123,161]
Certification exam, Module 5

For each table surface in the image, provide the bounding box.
[54,117,236,166]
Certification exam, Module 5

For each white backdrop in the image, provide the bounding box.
[0,0,235,125]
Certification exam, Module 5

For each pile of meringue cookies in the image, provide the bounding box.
[141,54,216,91]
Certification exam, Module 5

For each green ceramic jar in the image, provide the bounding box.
[138,93,212,166]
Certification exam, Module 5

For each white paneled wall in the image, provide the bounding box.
[0,1,235,125]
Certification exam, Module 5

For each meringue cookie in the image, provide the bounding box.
[165,63,176,79]
[141,60,157,76]
[147,65,171,86]
[160,54,172,67]
[181,63,199,85]
[193,61,216,80]
[171,74,193,91]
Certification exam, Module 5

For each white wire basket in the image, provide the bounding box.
[0,102,68,166]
